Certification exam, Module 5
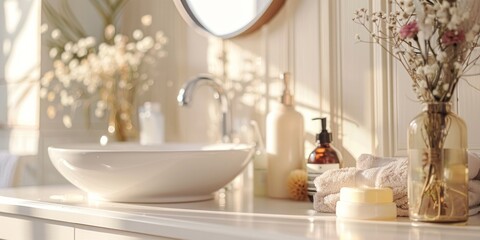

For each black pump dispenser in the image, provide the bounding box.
[307,117,342,202]
[313,117,331,144]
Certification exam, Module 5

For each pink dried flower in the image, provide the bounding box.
[399,21,419,39]
[441,30,466,46]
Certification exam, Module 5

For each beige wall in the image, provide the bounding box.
[177,0,375,167]
[174,0,480,166]
[19,0,480,185]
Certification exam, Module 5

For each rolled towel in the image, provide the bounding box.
[469,152,480,180]
[314,152,480,217]
[357,151,480,179]
[356,154,405,170]
[470,180,480,207]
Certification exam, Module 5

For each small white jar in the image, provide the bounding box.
[336,187,397,220]
[139,102,164,145]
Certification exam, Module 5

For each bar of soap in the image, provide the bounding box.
[336,187,396,220]
[340,187,393,203]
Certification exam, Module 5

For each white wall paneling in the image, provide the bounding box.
[180,0,385,166]
[457,48,480,152]
[0,0,40,155]
[18,0,480,185]
[122,0,186,143]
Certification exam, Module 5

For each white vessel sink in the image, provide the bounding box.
[48,143,254,203]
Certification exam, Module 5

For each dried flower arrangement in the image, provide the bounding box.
[353,0,480,221]
[354,0,480,102]
[40,0,167,141]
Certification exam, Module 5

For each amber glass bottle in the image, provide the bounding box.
[307,118,342,201]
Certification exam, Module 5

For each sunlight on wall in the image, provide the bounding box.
[209,38,269,143]
[4,0,22,34]
[0,0,40,154]
[340,69,374,164]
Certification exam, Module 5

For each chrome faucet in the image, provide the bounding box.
[177,74,231,143]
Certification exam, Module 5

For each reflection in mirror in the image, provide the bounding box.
[186,0,270,36]
[174,0,285,39]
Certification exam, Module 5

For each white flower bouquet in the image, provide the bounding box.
[353,0,480,103]
[353,0,480,222]
[40,0,167,141]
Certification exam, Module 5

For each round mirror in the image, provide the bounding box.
[174,0,286,39]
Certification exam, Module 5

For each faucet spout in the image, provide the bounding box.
[177,74,231,142]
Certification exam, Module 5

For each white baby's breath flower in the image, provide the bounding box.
[49,48,58,58]
[41,71,54,85]
[404,0,415,15]
[97,100,107,109]
[126,42,135,51]
[62,115,72,128]
[95,108,105,118]
[61,51,73,62]
[447,10,461,30]
[41,23,49,34]
[443,83,449,91]
[68,59,79,69]
[136,36,154,52]
[441,1,450,10]
[114,35,128,45]
[141,15,152,26]
[39,88,48,99]
[416,66,425,75]
[353,0,480,104]
[436,51,447,63]
[60,91,71,106]
[105,25,116,40]
[473,24,480,33]
[436,2,450,24]
[133,29,144,40]
[64,42,73,52]
[424,13,435,25]
[156,31,168,44]
[77,48,88,58]
[42,20,168,130]
[59,76,71,88]
[51,29,61,40]
[423,63,439,79]
[47,91,56,102]
[419,79,428,88]
[84,37,96,48]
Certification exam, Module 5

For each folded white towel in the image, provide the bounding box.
[313,151,480,217]
[469,152,480,180]
[0,151,18,188]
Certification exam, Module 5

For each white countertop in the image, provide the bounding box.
[0,185,479,239]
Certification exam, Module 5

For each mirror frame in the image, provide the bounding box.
[173,0,286,39]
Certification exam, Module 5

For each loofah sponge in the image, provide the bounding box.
[287,169,308,201]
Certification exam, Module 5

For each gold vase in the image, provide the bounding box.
[107,101,138,142]
[407,102,468,222]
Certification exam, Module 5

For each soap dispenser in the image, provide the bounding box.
[307,117,342,201]
[266,72,304,199]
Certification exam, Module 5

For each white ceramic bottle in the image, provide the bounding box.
[139,102,165,145]
[266,72,304,199]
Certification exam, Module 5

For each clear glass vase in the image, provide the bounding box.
[407,102,468,222]
[106,101,138,142]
